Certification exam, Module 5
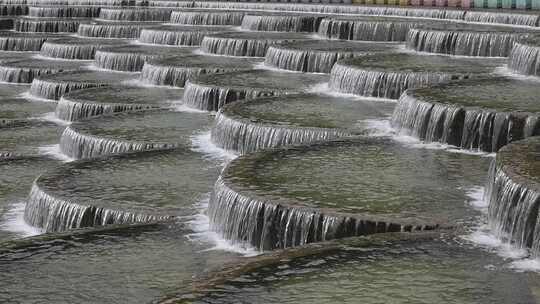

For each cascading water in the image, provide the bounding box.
[59,126,176,159]
[40,39,123,60]
[211,111,349,155]
[240,14,324,32]
[463,11,539,27]
[406,27,524,57]
[0,33,48,51]
[14,17,81,32]
[30,78,104,100]
[317,17,420,41]
[25,0,145,5]
[0,63,73,83]
[28,5,102,18]
[98,8,172,21]
[24,183,169,233]
[147,0,194,7]
[485,138,540,256]
[200,36,270,57]
[193,2,467,21]
[265,45,356,73]
[391,89,538,153]
[139,54,258,88]
[329,54,499,99]
[183,81,282,112]
[200,32,308,57]
[55,96,159,121]
[209,177,416,251]
[169,10,245,25]
[264,40,394,73]
[93,49,151,72]
[183,69,327,111]
[0,4,27,16]
[329,61,454,99]
[77,22,154,38]
[508,40,540,76]
[138,26,221,46]
[140,61,228,87]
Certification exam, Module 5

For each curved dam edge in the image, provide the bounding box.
[30,78,106,101]
[391,89,540,153]
[209,144,444,251]
[210,108,352,155]
[158,230,450,304]
[24,175,173,233]
[55,96,163,121]
[486,137,540,254]
[59,124,179,159]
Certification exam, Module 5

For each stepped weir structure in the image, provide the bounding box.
[0,1,539,303]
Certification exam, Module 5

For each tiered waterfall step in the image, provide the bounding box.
[391,76,540,152]
[183,69,328,111]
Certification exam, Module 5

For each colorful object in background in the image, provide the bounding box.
[351,0,538,8]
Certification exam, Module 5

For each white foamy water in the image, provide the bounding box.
[34,112,71,126]
[85,63,141,74]
[120,78,181,90]
[397,44,508,60]
[360,118,495,157]
[493,65,540,82]
[19,91,56,103]
[465,186,488,211]
[185,197,259,257]
[0,202,42,237]
[191,131,238,163]
[308,82,396,103]
[32,54,93,62]
[38,144,75,162]
[253,61,303,74]
[462,187,540,272]
[174,104,207,113]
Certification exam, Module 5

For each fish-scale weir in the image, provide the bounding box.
[59,109,210,159]
[140,54,258,87]
[391,77,540,152]
[208,137,485,250]
[0,2,538,301]
[55,85,183,121]
[508,35,540,76]
[169,9,245,25]
[201,32,310,57]
[138,25,228,46]
[25,182,169,233]
[14,17,82,32]
[98,8,172,22]
[264,40,395,73]
[183,69,328,111]
[329,53,501,99]
[0,58,82,83]
[463,11,539,27]
[28,5,102,18]
[40,37,127,60]
[486,137,540,256]
[29,70,136,100]
[77,21,161,38]
[94,44,195,72]
[406,24,530,57]
[24,147,220,232]
[0,31,55,51]
[240,13,326,32]
[210,93,394,154]
[317,16,424,41]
